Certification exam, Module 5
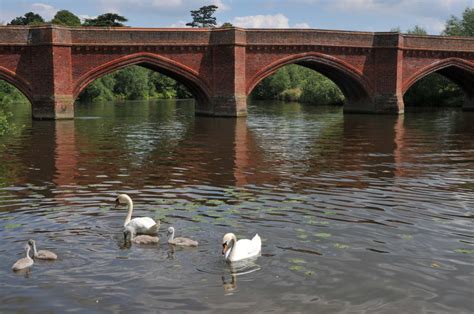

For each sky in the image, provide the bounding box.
[0,0,473,34]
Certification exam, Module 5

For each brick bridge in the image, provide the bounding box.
[0,25,473,119]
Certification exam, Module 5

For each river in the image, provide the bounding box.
[1,99,473,313]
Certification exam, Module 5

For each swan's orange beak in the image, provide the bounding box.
[222,243,227,255]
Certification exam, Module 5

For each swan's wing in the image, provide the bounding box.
[127,217,158,234]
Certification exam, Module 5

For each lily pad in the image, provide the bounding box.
[314,232,331,239]
[454,248,474,254]
[289,265,304,271]
[289,258,306,264]
[5,223,21,229]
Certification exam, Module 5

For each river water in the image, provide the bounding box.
[0,100,473,313]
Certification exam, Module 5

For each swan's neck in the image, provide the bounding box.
[225,236,236,260]
[31,242,38,257]
[26,246,32,260]
[168,229,175,241]
[124,197,134,226]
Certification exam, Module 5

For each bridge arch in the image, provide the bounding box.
[247,52,373,106]
[403,58,474,102]
[0,66,33,104]
[74,52,212,108]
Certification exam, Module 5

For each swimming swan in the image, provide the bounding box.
[123,225,160,245]
[115,194,159,235]
[28,239,57,260]
[222,233,261,262]
[167,226,198,247]
[12,243,34,271]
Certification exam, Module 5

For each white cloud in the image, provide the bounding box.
[31,3,57,20]
[293,22,310,28]
[168,20,190,27]
[232,14,289,28]
[97,0,229,15]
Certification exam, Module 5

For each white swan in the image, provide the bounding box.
[12,243,34,271]
[28,239,57,260]
[222,233,261,262]
[167,226,198,247]
[123,226,160,245]
[115,194,159,235]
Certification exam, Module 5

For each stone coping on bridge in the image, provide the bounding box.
[0,25,473,53]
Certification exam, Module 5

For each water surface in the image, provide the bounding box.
[1,100,473,313]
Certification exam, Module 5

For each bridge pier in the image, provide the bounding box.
[32,96,74,120]
[29,27,74,120]
[463,96,474,111]
[344,93,404,114]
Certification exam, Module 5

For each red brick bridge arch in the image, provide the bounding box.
[402,57,474,101]
[246,52,372,107]
[73,52,212,111]
[0,26,472,119]
[0,65,34,104]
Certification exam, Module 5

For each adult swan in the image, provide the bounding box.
[222,233,261,262]
[115,194,159,235]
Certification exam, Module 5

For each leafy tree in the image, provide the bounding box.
[186,5,218,28]
[220,22,233,28]
[443,7,474,36]
[113,66,149,100]
[9,12,44,25]
[51,10,81,26]
[406,25,427,35]
[390,27,401,32]
[83,13,127,27]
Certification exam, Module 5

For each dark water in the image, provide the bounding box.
[0,100,473,313]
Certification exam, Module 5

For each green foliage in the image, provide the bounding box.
[113,66,149,99]
[51,10,81,26]
[186,5,218,28]
[300,76,344,105]
[251,64,344,106]
[9,12,45,25]
[220,22,234,28]
[83,13,127,27]
[0,81,28,136]
[404,73,463,107]
[443,7,474,36]
[78,66,193,102]
[406,25,428,35]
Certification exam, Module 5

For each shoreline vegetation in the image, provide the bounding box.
[0,7,472,134]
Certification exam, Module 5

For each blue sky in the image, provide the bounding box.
[1,0,473,34]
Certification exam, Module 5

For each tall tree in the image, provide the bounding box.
[186,5,218,28]
[442,7,474,36]
[51,10,81,27]
[406,25,427,35]
[9,12,44,25]
[83,13,127,27]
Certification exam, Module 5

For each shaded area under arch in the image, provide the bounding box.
[73,53,212,112]
[247,53,372,110]
[403,59,474,110]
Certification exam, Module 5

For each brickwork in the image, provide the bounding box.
[0,25,472,119]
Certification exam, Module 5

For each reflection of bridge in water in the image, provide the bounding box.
[6,107,471,192]
[0,26,473,119]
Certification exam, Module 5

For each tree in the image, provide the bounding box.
[406,25,428,35]
[220,22,233,28]
[186,5,218,28]
[83,13,127,27]
[442,7,473,36]
[9,12,44,25]
[51,10,81,26]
